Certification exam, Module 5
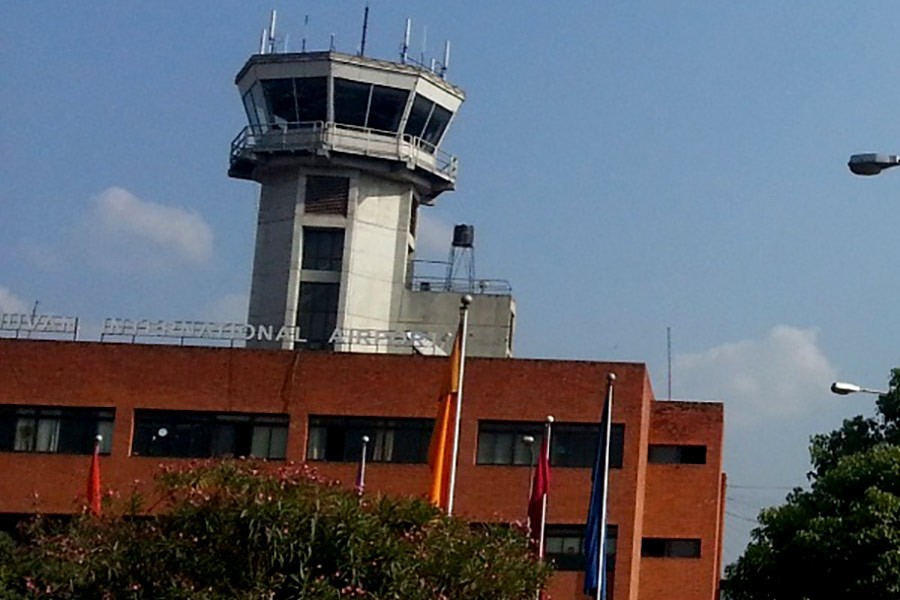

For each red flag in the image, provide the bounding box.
[86,437,101,516]
[528,435,550,557]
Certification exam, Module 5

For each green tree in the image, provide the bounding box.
[0,461,551,599]
[723,369,900,599]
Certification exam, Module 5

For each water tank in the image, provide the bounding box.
[452,224,475,248]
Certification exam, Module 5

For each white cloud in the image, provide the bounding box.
[88,187,213,268]
[203,293,248,322]
[0,287,28,313]
[673,325,838,427]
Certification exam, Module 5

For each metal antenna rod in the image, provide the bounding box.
[359,4,369,56]
[268,9,277,53]
[301,15,309,52]
[441,40,450,77]
[401,18,411,63]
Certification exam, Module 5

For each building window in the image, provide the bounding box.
[259,77,327,128]
[297,282,340,350]
[302,228,345,272]
[641,538,701,559]
[0,406,113,455]
[476,421,625,469]
[546,524,617,572]
[305,175,349,215]
[131,411,288,460]
[333,78,409,133]
[648,444,707,465]
[307,416,432,464]
[403,94,452,150]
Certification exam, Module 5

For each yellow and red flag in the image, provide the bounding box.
[427,321,463,509]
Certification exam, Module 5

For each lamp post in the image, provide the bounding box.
[848,153,900,176]
[521,434,536,507]
[830,381,888,396]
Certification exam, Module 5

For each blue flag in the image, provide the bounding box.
[584,380,613,598]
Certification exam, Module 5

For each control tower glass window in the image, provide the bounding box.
[302,227,344,272]
[260,77,326,128]
[403,94,452,151]
[298,282,340,349]
[334,78,409,133]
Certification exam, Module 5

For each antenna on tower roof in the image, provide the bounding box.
[259,28,268,54]
[301,14,309,52]
[401,18,411,63]
[441,40,450,78]
[359,4,370,56]
[268,9,278,54]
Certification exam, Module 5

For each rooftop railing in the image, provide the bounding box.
[230,121,458,182]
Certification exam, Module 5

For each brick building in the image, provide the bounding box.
[0,338,724,599]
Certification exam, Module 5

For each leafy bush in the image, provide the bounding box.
[0,461,551,599]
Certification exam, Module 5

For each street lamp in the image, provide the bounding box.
[848,153,900,176]
[521,435,536,508]
[830,381,888,396]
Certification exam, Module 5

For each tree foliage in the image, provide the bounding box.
[0,461,551,599]
[723,369,900,599]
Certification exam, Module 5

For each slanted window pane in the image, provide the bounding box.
[403,94,433,137]
[421,104,452,147]
[243,89,260,128]
[367,85,408,132]
[334,78,370,127]
[294,77,327,123]
[261,79,298,127]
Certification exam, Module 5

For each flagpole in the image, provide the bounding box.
[596,373,615,600]
[356,435,369,494]
[445,294,472,516]
[538,415,554,559]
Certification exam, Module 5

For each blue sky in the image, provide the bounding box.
[4,1,900,565]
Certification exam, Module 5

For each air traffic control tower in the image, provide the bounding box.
[228,18,515,357]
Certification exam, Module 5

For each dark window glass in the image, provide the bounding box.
[367,85,409,132]
[308,416,432,463]
[302,228,344,271]
[476,422,543,466]
[546,524,617,572]
[131,411,288,459]
[403,94,433,137]
[553,423,624,469]
[421,104,452,147]
[242,89,259,128]
[641,538,701,558]
[261,78,298,127]
[0,406,113,455]
[298,282,340,349]
[305,175,349,215]
[476,421,624,469]
[648,444,707,465]
[295,77,327,123]
[334,78,370,127]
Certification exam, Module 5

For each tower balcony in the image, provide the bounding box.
[229,121,458,191]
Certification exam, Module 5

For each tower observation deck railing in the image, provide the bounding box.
[230,121,458,182]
